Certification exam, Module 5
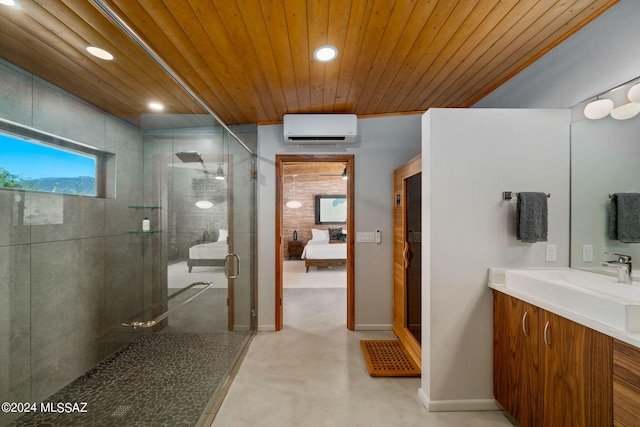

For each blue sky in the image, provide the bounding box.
[0,134,95,179]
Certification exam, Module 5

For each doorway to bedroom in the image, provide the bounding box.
[275,155,355,331]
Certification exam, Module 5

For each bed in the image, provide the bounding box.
[187,229,229,272]
[301,229,347,272]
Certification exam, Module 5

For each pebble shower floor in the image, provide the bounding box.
[11,332,250,426]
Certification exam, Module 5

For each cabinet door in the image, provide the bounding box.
[540,310,612,427]
[613,339,640,426]
[493,291,540,427]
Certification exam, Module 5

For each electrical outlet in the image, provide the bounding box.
[546,244,557,262]
[582,244,593,262]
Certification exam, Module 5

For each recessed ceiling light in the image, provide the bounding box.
[313,45,338,62]
[86,46,114,61]
[0,0,21,8]
[148,102,164,111]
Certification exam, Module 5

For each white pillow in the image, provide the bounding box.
[218,229,228,243]
[311,228,330,241]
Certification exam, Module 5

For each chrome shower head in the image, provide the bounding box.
[175,151,203,163]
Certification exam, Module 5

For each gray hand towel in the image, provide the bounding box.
[516,192,548,243]
[609,193,640,243]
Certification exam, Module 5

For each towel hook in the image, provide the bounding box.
[503,191,551,200]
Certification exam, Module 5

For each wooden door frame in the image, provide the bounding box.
[275,154,355,331]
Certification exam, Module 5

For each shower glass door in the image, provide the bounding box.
[161,126,235,334]
[225,131,256,333]
[141,122,256,335]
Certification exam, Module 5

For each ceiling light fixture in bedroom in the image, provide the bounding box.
[286,175,302,209]
[195,172,213,209]
[215,137,226,180]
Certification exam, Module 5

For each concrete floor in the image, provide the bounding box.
[211,288,515,427]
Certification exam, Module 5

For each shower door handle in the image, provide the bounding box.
[225,254,240,279]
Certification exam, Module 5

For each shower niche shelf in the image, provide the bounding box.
[128,205,162,233]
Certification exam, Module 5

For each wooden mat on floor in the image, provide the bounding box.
[360,340,420,377]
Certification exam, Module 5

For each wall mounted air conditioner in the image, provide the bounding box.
[283,114,357,145]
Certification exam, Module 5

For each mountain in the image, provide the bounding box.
[21,176,96,196]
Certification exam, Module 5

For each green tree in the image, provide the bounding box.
[0,167,33,189]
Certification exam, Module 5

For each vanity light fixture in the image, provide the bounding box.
[148,101,164,111]
[581,76,640,120]
[610,102,640,120]
[86,46,114,61]
[628,83,640,103]
[313,45,338,62]
[584,98,614,120]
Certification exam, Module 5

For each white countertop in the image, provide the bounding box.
[489,267,640,348]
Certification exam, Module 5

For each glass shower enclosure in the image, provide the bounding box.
[0,3,256,426]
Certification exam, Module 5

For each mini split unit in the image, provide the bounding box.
[283,114,357,145]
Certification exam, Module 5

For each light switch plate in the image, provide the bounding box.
[357,232,375,243]
[582,244,593,262]
[546,244,557,262]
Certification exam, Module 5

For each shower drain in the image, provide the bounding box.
[111,405,132,417]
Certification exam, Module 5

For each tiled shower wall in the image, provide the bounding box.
[0,60,148,425]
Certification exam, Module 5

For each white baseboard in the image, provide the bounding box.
[354,324,393,331]
[418,388,500,412]
[258,324,276,332]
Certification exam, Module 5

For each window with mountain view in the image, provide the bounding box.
[0,133,98,196]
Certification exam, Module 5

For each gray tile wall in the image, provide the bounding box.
[0,60,146,424]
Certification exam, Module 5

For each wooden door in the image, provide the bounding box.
[393,154,421,366]
[540,310,612,427]
[493,291,540,427]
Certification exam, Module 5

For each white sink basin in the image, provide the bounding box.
[505,268,640,332]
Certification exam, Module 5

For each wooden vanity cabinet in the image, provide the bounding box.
[614,339,640,426]
[540,310,612,427]
[493,291,540,427]
[494,291,613,427]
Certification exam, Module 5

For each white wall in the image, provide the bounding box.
[419,108,570,410]
[475,0,640,109]
[257,115,421,331]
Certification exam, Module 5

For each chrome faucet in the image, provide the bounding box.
[601,252,632,284]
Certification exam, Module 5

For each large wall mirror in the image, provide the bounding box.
[571,78,640,280]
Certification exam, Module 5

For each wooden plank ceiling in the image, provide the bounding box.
[283,161,345,180]
[0,0,618,128]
